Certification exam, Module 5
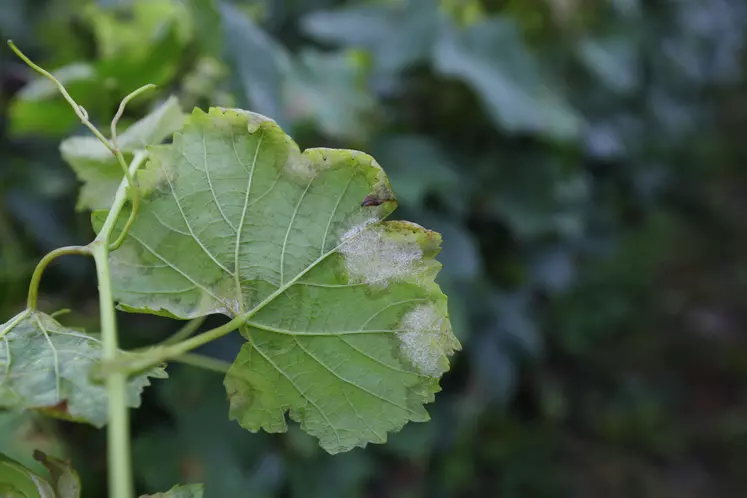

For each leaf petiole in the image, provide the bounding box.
[26,246,92,310]
[157,315,207,347]
[109,84,157,251]
[107,315,247,375]
[171,352,232,375]
[106,150,150,250]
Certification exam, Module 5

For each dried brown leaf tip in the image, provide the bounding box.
[361,194,387,207]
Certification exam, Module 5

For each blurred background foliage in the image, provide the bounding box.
[2,0,747,496]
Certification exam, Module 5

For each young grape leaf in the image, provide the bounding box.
[97,107,459,453]
[140,484,204,498]
[32,451,81,498]
[0,310,167,427]
[0,452,55,497]
[60,96,185,211]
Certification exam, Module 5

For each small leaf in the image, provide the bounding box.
[60,96,185,211]
[101,108,459,453]
[0,310,167,427]
[139,484,204,498]
[0,452,55,498]
[32,451,80,498]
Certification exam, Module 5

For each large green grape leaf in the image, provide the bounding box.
[140,484,204,498]
[0,311,167,427]
[99,107,460,453]
[60,96,185,211]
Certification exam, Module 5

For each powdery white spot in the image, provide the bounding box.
[339,225,422,286]
[219,298,243,317]
[398,304,446,377]
[340,216,378,242]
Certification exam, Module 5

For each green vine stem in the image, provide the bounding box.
[7,41,115,156]
[9,41,155,498]
[92,151,150,498]
[27,246,91,310]
[92,243,132,498]
[108,84,157,252]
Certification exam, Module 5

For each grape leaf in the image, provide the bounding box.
[140,484,204,498]
[0,310,167,427]
[0,450,80,498]
[0,452,55,498]
[60,96,185,211]
[32,451,80,498]
[98,107,459,453]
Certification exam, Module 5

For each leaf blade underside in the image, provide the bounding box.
[0,311,166,427]
[100,107,460,453]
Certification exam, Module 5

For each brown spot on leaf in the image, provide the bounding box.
[361,194,386,207]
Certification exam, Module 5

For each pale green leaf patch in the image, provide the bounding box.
[139,484,204,498]
[60,96,185,211]
[98,107,460,453]
[0,311,167,427]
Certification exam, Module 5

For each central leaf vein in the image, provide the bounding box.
[165,176,235,277]
[34,314,61,401]
[280,176,316,286]
[320,172,356,256]
[234,128,263,314]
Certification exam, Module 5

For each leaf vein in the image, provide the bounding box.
[337,336,426,378]
[165,175,235,277]
[320,172,356,256]
[250,341,342,447]
[201,128,237,232]
[127,232,225,305]
[292,337,421,417]
[280,176,316,285]
[34,314,61,402]
[234,128,264,314]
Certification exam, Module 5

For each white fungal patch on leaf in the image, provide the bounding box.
[340,216,378,242]
[283,151,318,183]
[339,225,423,286]
[398,304,448,377]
